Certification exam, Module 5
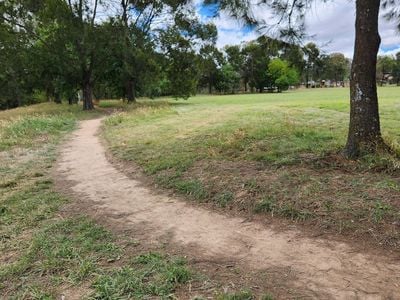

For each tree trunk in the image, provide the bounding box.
[126,79,136,103]
[82,80,94,110]
[54,90,62,104]
[208,78,212,94]
[344,0,384,158]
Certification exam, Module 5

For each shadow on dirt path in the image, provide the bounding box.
[56,118,400,300]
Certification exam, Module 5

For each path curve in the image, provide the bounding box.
[57,118,400,299]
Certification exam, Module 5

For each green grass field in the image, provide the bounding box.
[103,87,400,248]
[1,88,400,298]
[0,102,272,299]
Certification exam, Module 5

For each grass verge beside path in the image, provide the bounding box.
[1,102,272,299]
[103,88,400,250]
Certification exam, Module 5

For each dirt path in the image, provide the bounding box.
[56,118,400,299]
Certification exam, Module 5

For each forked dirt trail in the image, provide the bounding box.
[57,118,400,299]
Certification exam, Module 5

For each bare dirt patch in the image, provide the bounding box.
[55,118,400,299]
[181,159,400,248]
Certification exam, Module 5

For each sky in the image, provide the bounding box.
[197,0,400,58]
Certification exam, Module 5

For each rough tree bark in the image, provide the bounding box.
[126,79,136,103]
[344,0,384,158]
[82,75,94,110]
[54,89,62,104]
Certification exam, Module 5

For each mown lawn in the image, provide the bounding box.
[103,87,400,248]
[1,102,267,299]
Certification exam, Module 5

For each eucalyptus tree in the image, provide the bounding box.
[323,53,350,83]
[199,44,224,94]
[116,0,184,102]
[0,1,36,108]
[1,0,110,110]
[242,37,279,93]
[224,45,250,91]
[303,42,323,86]
[160,13,218,98]
[376,55,397,85]
[203,0,397,157]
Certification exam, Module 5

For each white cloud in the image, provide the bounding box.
[211,13,258,48]
[305,0,400,57]
[204,0,400,57]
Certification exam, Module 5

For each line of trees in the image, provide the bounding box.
[2,0,399,158]
[1,0,353,111]
[199,39,352,94]
[0,0,218,109]
[205,0,399,157]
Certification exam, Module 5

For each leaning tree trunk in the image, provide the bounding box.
[82,79,94,110]
[344,0,383,158]
[126,79,136,103]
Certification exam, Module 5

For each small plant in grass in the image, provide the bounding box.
[214,191,234,207]
[372,201,392,223]
[323,199,334,212]
[0,217,122,291]
[217,290,254,300]
[255,197,313,221]
[375,179,400,191]
[254,196,277,214]
[217,290,275,300]
[280,204,313,221]
[244,179,262,193]
[90,252,191,299]
[216,290,273,300]
[25,286,53,300]
[174,179,209,200]
[104,112,126,126]
[0,116,76,150]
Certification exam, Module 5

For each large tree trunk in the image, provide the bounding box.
[126,79,136,103]
[54,90,62,104]
[82,80,94,110]
[344,0,384,158]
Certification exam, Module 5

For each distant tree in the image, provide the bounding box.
[242,37,278,93]
[160,18,217,99]
[280,43,306,76]
[303,42,323,86]
[116,0,192,102]
[268,59,299,92]
[324,53,350,83]
[199,45,224,94]
[393,52,400,85]
[224,45,248,90]
[215,64,241,94]
[204,0,396,157]
[377,55,396,86]
[0,1,37,109]
[224,45,245,73]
